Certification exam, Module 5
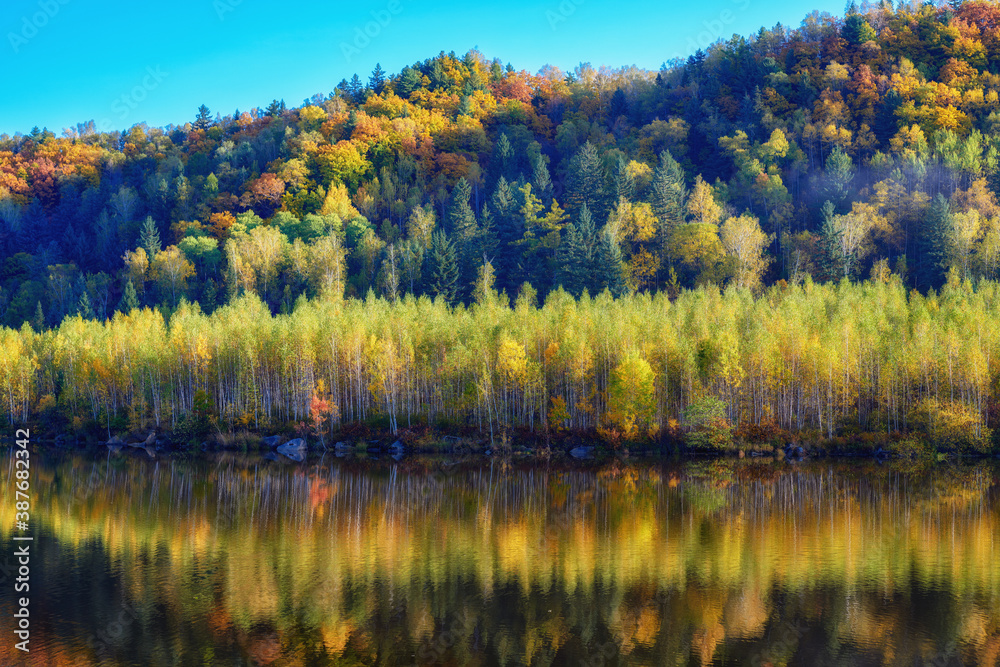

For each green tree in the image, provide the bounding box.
[565,141,608,220]
[684,397,733,450]
[117,279,139,314]
[139,216,161,261]
[595,230,626,296]
[425,231,459,305]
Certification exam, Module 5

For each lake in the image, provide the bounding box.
[1,451,998,666]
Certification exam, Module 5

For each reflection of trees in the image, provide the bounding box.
[1,456,998,665]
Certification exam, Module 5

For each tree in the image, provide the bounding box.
[686,176,722,225]
[369,63,387,95]
[117,279,139,314]
[77,290,94,319]
[595,230,626,296]
[193,104,213,131]
[565,142,608,220]
[139,216,161,261]
[820,201,873,279]
[843,12,876,45]
[425,231,459,304]
[150,245,195,307]
[720,213,772,290]
[555,223,588,296]
[605,350,655,441]
[683,397,732,450]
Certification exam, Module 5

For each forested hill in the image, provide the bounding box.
[4,1,1000,327]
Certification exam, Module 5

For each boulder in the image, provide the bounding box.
[569,446,595,459]
[389,439,405,453]
[334,441,352,452]
[277,438,307,462]
[262,435,284,448]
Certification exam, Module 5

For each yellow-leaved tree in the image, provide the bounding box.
[604,350,655,443]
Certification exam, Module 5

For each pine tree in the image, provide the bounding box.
[916,194,953,289]
[532,155,553,205]
[193,104,213,131]
[475,204,499,265]
[494,132,514,182]
[78,290,94,319]
[595,230,626,297]
[613,155,635,203]
[555,223,589,297]
[139,216,161,260]
[576,203,600,292]
[265,99,283,117]
[448,178,477,239]
[33,301,45,331]
[369,63,387,94]
[819,201,845,281]
[565,142,608,220]
[117,279,138,314]
[651,150,687,273]
[491,177,522,291]
[425,231,459,305]
[448,178,479,296]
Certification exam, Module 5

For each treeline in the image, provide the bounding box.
[10,3,1000,326]
[1,277,997,451]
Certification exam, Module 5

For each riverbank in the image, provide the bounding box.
[7,422,999,463]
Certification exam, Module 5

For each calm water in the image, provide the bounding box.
[1,451,999,666]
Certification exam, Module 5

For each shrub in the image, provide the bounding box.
[907,398,992,453]
[683,397,733,451]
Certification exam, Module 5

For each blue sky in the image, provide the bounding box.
[0,0,845,135]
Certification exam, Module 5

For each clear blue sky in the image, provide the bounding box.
[0,0,845,135]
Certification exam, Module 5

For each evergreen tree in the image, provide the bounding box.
[396,66,423,97]
[33,301,45,331]
[494,132,514,182]
[118,279,139,314]
[425,231,459,305]
[139,216,161,260]
[565,142,608,221]
[348,74,366,104]
[474,204,499,267]
[595,230,626,297]
[613,155,635,203]
[78,289,94,319]
[842,12,876,45]
[448,178,479,295]
[651,150,687,273]
[193,104,213,131]
[369,63,387,94]
[819,201,845,280]
[608,88,628,124]
[555,223,589,297]
[916,194,953,289]
[491,177,522,290]
[531,155,553,205]
[448,178,477,238]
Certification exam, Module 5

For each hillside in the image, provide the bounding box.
[3,2,1000,327]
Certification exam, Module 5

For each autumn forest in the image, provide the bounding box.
[3,1,1000,451]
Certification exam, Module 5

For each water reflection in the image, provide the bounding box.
[1,453,998,665]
